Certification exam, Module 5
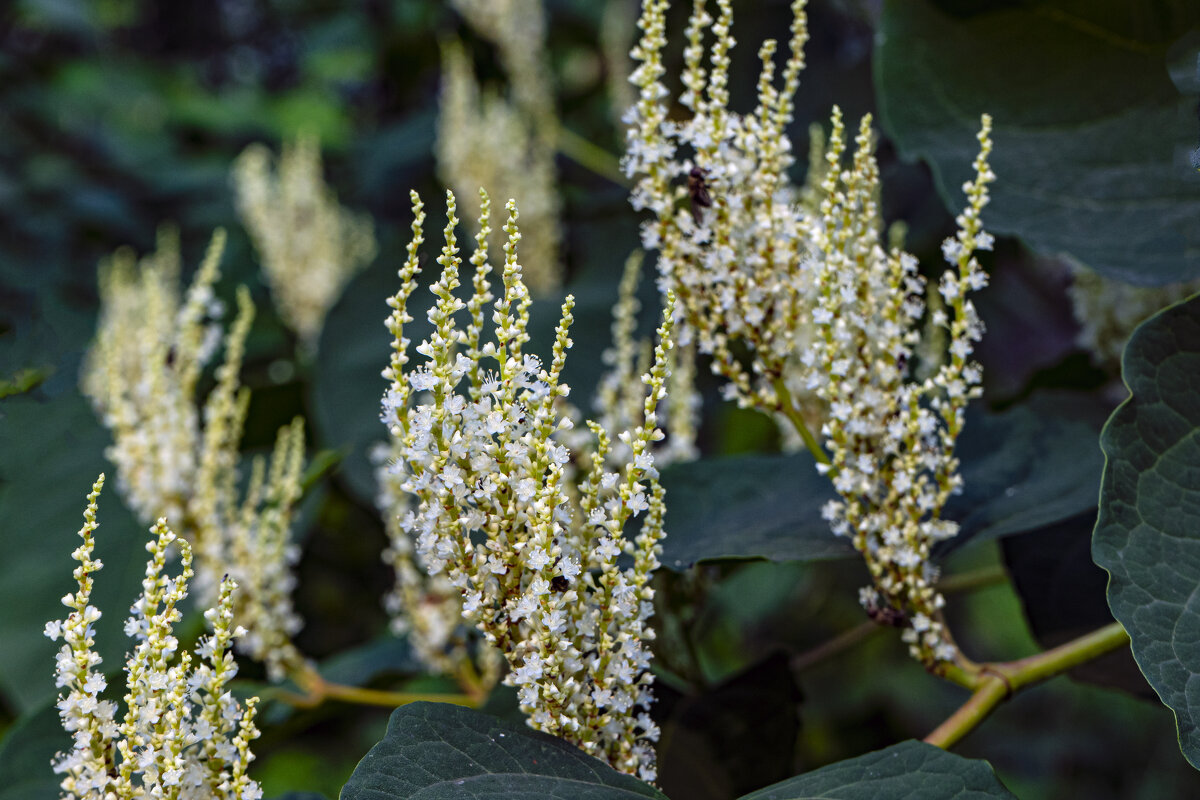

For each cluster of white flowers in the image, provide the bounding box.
[624,0,996,666]
[82,228,223,528]
[46,475,262,800]
[624,0,816,415]
[808,113,995,664]
[233,135,377,348]
[374,204,694,697]
[379,189,672,780]
[82,233,307,681]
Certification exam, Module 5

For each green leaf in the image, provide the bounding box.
[0,391,145,712]
[339,702,668,800]
[876,0,1200,285]
[0,700,66,800]
[739,740,1016,799]
[941,396,1107,551]
[660,400,1103,568]
[1092,293,1200,768]
[312,259,405,503]
[658,451,848,568]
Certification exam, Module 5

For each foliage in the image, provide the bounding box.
[1093,294,1200,768]
[2,0,1200,798]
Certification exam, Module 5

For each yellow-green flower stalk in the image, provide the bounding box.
[233,135,377,349]
[380,189,673,780]
[46,475,262,800]
[82,232,308,682]
[374,192,503,693]
[625,0,997,668]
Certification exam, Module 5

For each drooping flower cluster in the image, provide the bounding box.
[624,0,996,666]
[81,232,307,681]
[46,474,262,800]
[233,135,377,348]
[808,113,995,665]
[379,189,672,780]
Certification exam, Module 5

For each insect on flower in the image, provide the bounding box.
[687,166,712,225]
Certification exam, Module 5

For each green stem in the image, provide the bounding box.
[936,565,1009,595]
[791,620,880,672]
[556,126,628,186]
[278,663,485,710]
[773,378,830,466]
[925,621,1130,748]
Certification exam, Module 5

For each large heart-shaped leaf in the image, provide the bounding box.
[1092,293,1200,768]
[660,399,1104,568]
[877,0,1200,285]
[0,391,145,712]
[340,702,668,799]
[739,740,1016,799]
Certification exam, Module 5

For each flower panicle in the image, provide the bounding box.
[233,135,376,347]
[624,0,998,670]
[379,189,672,781]
[47,478,262,800]
[84,231,310,684]
[809,113,996,666]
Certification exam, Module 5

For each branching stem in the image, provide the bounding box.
[925,621,1130,749]
[556,126,629,186]
[772,378,830,466]
[277,663,485,710]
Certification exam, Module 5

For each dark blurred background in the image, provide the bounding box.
[1,1,1198,798]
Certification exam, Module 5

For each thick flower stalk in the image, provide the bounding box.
[625,0,996,667]
[233,135,377,348]
[46,474,262,800]
[380,189,672,780]
[82,233,307,681]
